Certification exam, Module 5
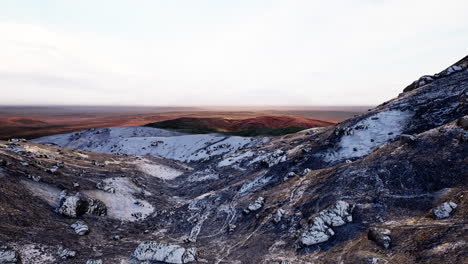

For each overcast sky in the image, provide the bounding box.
[0,0,467,106]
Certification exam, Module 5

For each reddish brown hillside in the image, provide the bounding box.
[146,115,335,135]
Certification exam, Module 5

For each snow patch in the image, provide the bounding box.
[135,160,183,180]
[218,151,255,167]
[324,110,413,162]
[33,127,261,163]
[84,178,154,221]
[21,180,61,206]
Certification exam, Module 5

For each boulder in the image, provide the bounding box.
[58,248,76,259]
[131,242,196,264]
[457,116,468,130]
[400,134,416,144]
[244,197,265,214]
[0,243,18,264]
[283,172,297,181]
[432,202,457,219]
[368,227,391,249]
[228,224,236,232]
[57,191,87,218]
[86,198,107,216]
[273,209,285,223]
[57,191,107,218]
[301,168,311,176]
[300,201,354,246]
[71,221,89,235]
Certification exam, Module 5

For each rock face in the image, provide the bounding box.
[403,57,466,92]
[368,228,391,249]
[300,201,354,246]
[0,244,18,264]
[131,242,196,264]
[432,202,458,219]
[244,197,265,214]
[71,221,89,235]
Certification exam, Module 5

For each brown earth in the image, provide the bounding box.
[0,110,345,140]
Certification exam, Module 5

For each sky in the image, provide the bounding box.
[0,0,467,106]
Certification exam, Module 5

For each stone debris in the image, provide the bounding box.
[96,181,115,193]
[432,202,457,219]
[243,197,265,214]
[92,160,105,167]
[368,227,391,249]
[228,224,237,232]
[283,172,297,181]
[300,201,354,246]
[46,166,59,174]
[400,134,416,144]
[457,116,468,130]
[131,242,196,264]
[301,168,311,176]
[71,221,89,235]
[86,260,103,264]
[364,257,389,264]
[273,208,285,223]
[58,248,76,259]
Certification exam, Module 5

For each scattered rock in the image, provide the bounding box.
[0,243,19,263]
[31,175,41,182]
[457,116,468,130]
[244,197,265,214]
[131,242,196,264]
[8,138,26,143]
[91,160,105,167]
[432,202,457,219]
[228,224,236,232]
[400,134,416,144]
[300,201,354,246]
[364,257,389,264]
[368,227,391,249]
[58,248,76,259]
[283,172,297,181]
[273,209,285,223]
[86,259,103,264]
[71,221,89,235]
[301,168,311,176]
[96,181,115,193]
[46,166,59,174]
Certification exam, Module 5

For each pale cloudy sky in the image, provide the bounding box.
[0,0,467,106]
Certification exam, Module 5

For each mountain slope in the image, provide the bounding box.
[0,56,466,264]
